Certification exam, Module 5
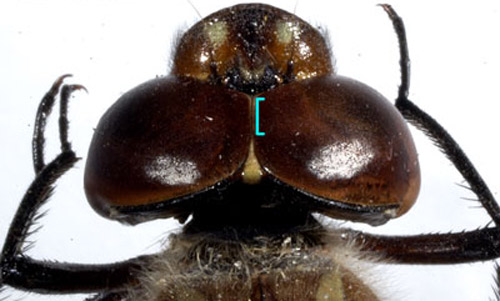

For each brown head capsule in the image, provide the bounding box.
[84,4,420,225]
[6,3,500,300]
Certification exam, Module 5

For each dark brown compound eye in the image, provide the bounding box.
[84,77,252,222]
[84,3,420,225]
[255,76,420,223]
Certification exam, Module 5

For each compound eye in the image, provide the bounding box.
[84,76,251,221]
[255,75,420,221]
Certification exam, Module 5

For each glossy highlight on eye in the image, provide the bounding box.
[145,155,201,186]
[307,139,375,180]
[1,3,498,300]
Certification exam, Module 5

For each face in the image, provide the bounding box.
[0,1,499,300]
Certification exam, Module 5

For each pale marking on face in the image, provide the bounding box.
[204,20,228,49]
[276,20,301,44]
[242,140,263,184]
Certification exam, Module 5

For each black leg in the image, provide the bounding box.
[59,83,87,154]
[344,5,500,265]
[381,4,500,225]
[343,228,500,264]
[3,255,149,294]
[32,74,71,174]
[1,150,78,264]
[0,76,153,294]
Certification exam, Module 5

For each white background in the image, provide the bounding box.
[0,0,499,300]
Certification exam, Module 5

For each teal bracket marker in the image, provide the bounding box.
[255,97,265,136]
